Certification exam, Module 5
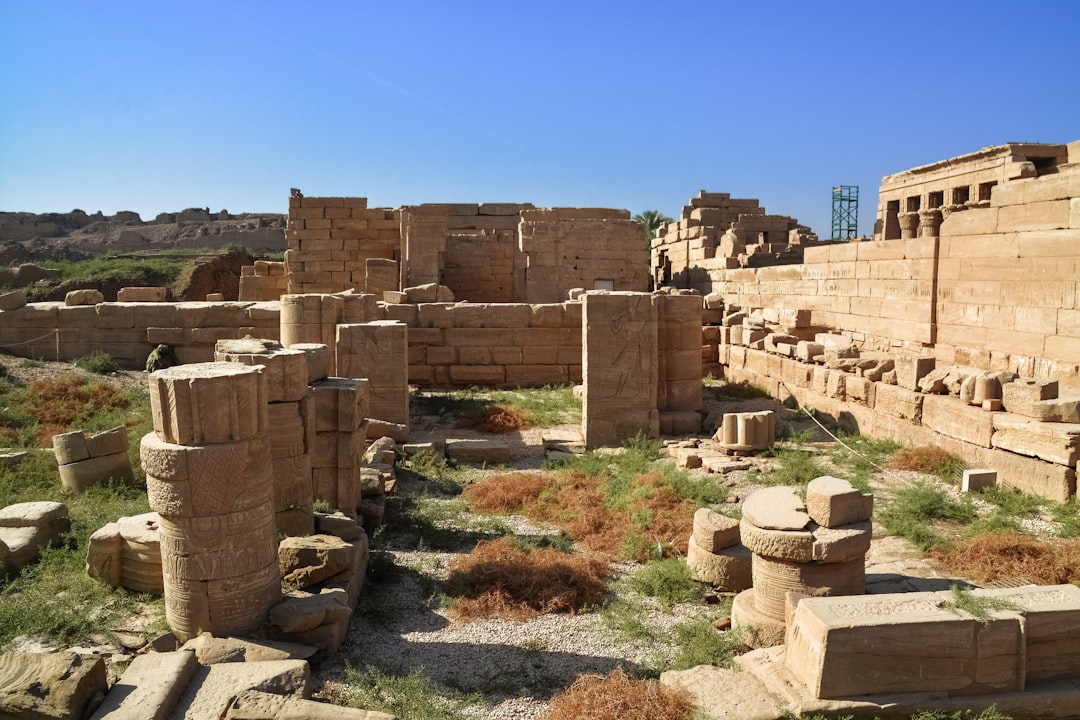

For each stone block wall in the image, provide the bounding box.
[238,260,288,301]
[285,197,400,295]
[519,209,649,303]
[0,301,280,369]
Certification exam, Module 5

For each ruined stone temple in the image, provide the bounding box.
[1,139,1078,500]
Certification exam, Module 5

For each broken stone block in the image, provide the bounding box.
[795,341,824,363]
[65,289,104,306]
[692,508,740,552]
[686,536,751,591]
[445,438,510,465]
[805,476,873,528]
[742,486,808,531]
[179,633,317,665]
[893,355,935,391]
[168,660,311,720]
[0,651,107,720]
[279,534,356,589]
[0,289,27,311]
[85,512,163,595]
[990,414,1080,466]
[87,650,197,720]
[58,451,135,494]
[314,512,362,542]
[52,430,91,465]
[117,286,167,302]
[214,338,309,403]
[0,501,70,576]
[223,690,395,720]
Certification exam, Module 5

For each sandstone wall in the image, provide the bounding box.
[285,197,400,295]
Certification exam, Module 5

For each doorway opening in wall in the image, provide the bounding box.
[928,191,944,209]
[884,200,901,240]
[978,182,997,202]
[952,186,970,206]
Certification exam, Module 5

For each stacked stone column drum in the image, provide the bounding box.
[717,410,776,454]
[141,363,281,641]
[656,293,704,435]
[214,338,315,537]
[279,292,377,374]
[686,508,752,591]
[310,378,369,519]
[336,321,409,429]
[733,477,873,648]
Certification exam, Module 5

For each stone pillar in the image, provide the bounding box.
[717,411,775,453]
[656,293,703,435]
[897,212,920,239]
[401,206,447,289]
[918,208,943,237]
[310,378,369,518]
[141,363,281,641]
[582,292,658,449]
[336,321,409,428]
[280,294,344,352]
[731,478,872,648]
[214,339,314,536]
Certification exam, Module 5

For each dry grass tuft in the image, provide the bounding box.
[932,531,1080,585]
[464,471,695,562]
[540,668,696,720]
[444,537,609,621]
[26,375,130,444]
[456,403,533,434]
[889,445,965,481]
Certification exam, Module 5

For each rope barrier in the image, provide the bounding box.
[777,379,916,488]
[0,328,59,349]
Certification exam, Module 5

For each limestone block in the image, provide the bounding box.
[0,651,107,720]
[893,355,935,391]
[805,476,873,528]
[784,589,1043,699]
[692,508,740,552]
[85,426,128,457]
[742,486,808,531]
[215,338,309,403]
[167,659,311,720]
[0,502,70,574]
[979,584,1080,682]
[922,394,994,447]
[266,402,308,458]
[991,414,1080,466]
[117,286,167,302]
[311,378,369,433]
[279,534,356,589]
[764,333,799,355]
[731,587,787,649]
[0,289,27,311]
[795,341,824,363]
[843,375,875,406]
[1003,377,1059,409]
[365,419,409,443]
[52,430,90,465]
[224,689,395,720]
[290,343,332,383]
[686,535,752,590]
[58,451,135,493]
[149,362,268,446]
[811,521,872,563]
[87,649,197,720]
[270,588,352,634]
[962,469,997,492]
[873,383,923,422]
[65,289,103,306]
[445,438,510,464]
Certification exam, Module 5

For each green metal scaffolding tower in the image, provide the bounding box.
[831,185,859,240]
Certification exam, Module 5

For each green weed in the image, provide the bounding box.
[938,585,1023,625]
[340,666,484,720]
[665,617,746,671]
[74,350,119,375]
[877,481,976,551]
[623,558,703,607]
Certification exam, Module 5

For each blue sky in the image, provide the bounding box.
[1,1,1077,238]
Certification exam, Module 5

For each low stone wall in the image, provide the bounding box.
[0,301,280,368]
[717,340,1078,501]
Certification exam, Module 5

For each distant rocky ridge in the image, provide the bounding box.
[0,208,287,263]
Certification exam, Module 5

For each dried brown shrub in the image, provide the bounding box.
[26,375,129,444]
[463,472,559,514]
[444,537,609,621]
[931,531,1080,585]
[541,668,696,720]
[464,471,695,562]
[889,445,958,473]
[456,403,533,433]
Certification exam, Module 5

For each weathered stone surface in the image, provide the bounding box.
[742,486,809,531]
[731,587,787,649]
[692,507,740,552]
[963,468,997,492]
[0,289,27,311]
[314,512,362,542]
[214,338,309,403]
[58,451,135,493]
[739,519,814,562]
[224,689,396,720]
[751,554,864,621]
[445,438,510,464]
[52,430,90,464]
[168,660,311,720]
[88,650,197,720]
[279,534,356,588]
[0,651,107,720]
[0,501,69,575]
[179,634,317,665]
[149,362,268,446]
[922,394,994,447]
[660,664,780,720]
[805,476,873,528]
[290,343,331,383]
[686,535,752,591]
[811,521,873,563]
[65,289,104,306]
[85,512,163,594]
[270,588,352,634]
[991,414,1080,467]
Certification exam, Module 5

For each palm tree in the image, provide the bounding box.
[633,210,673,246]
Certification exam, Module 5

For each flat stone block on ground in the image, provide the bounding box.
[444,438,510,465]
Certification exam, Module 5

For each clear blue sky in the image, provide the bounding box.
[1,0,1077,238]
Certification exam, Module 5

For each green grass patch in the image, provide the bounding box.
[824,432,900,492]
[340,666,484,720]
[749,445,827,488]
[623,558,704,607]
[705,379,771,400]
[74,350,120,375]
[412,385,580,428]
[877,481,976,551]
[665,617,745,671]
